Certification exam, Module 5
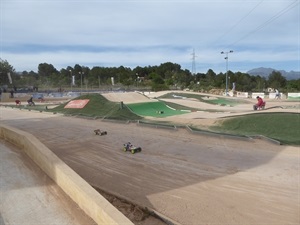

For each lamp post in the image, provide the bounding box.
[79,72,84,95]
[221,50,233,96]
[136,73,139,88]
[69,70,72,92]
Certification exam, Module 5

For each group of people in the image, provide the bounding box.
[15,97,35,106]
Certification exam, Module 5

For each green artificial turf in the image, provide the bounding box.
[159,92,248,106]
[6,93,299,145]
[210,113,300,145]
[126,101,188,117]
[48,94,142,120]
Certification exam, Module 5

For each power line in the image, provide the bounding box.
[227,0,299,48]
[213,0,265,45]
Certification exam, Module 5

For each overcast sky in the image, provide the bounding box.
[1,0,299,74]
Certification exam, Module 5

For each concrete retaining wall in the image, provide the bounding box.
[236,92,248,98]
[0,124,133,225]
[252,92,265,99]
[288,93,300,100]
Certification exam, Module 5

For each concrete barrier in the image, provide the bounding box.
[0,92,11,101]
[236,92,248,98]
[0,124,133,225]
[287,93,300,100]
[252,93,265,99]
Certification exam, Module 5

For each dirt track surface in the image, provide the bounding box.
[1,103,299,225]
[102,92,156,104]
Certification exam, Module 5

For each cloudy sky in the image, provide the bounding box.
[1,0,299,74]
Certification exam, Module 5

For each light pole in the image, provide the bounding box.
[79,72,84,95]
[136,73,139,88]
[221,50,233,96]
[69,70,72,92]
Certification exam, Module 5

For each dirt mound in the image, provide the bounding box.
[102,92,157,104]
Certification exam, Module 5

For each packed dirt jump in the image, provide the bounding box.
[1,91,299,225]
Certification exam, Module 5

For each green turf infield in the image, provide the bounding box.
[209,112,300,145]
[5,93,299,145]
[47,94,142,120]
[126,101,189,117]
[159,92,249,106]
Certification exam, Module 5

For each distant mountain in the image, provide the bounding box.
[247,67,300,80]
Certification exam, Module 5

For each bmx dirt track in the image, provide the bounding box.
[0,92,299,225]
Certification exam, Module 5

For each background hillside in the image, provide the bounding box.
[247,67,300,80]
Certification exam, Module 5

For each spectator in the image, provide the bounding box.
[10,89,14,98]
[275,89,280,99]
[15,100,21,106]
[27,97,35,106]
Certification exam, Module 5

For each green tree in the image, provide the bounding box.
[18,71,39,89]
[156,62,181,79]
[214,72,225,89]
[38,63,59,88]
[0,58,15,87]
[286,79,300,92]
[38,63,58,77]
[148,72,167,91]
[267,71,287,89]
[237,73,252,91]
[206,69,216,86]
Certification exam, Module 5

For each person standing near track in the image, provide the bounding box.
[27,97,35,106]
[275,89,280,99]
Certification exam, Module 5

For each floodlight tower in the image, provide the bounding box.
[221,50,233,96]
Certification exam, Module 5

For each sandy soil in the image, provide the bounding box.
[102,92,156,104]
[1,91,299,225]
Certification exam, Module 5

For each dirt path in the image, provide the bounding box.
[1,107,299,225]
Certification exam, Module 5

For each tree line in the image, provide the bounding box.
[0,58,299,93]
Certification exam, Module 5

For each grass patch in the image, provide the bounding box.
[159,92,248,106]
[47,94,142,121]
[206,98,245,106]
[161,100,226,112]
[210,113,300,145]
[126,101,188,117]
[159,100,198,111]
